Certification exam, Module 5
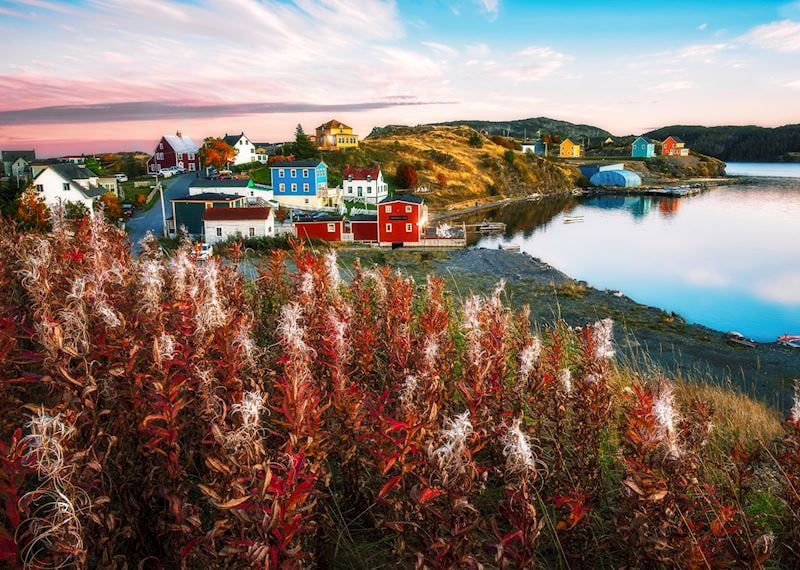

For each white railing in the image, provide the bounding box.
[350,207,376,217]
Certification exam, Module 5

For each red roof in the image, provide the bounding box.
[344,165,381,180]
[202,207,272,221]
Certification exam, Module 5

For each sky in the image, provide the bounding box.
[0,0,799,156]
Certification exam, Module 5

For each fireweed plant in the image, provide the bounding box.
[0,213,796,568]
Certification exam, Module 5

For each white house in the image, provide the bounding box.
[31,163,107,211]
[342,165,388,205]
[222,133,257,166]
[1,150,35,178]
[188,178,273,204]
[202,206,275,244]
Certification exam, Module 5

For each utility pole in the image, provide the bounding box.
[157,174,167,238]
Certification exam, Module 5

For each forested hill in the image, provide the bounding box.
[369,117,613,141]
[644,124,800,162]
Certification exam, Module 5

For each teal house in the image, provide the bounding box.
[631,137,655,158]
[171,192,246,237]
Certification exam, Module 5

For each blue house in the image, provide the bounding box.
[270,160,331,208]
[631,137,655,158]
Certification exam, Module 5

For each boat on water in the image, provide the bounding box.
[777,335,800,348]
[563,215,584,224]
[726,331,757,348]
[498,243,521,252]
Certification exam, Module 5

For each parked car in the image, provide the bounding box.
[158,168,175,177]
[122,204,134,217]
[198,243,213,260]
[114,173,129,182]
[174,166,186,174]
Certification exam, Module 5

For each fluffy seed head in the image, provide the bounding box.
[139,260,164,313]
[428,411,473,482]
[790,381,800,424]
[592,318,615,360]
[652,383,682,457]
[559,368,572,395]
[324,251,341,288]
[502,417,538,478]
[277,302,310,355]
[518,337,542,380]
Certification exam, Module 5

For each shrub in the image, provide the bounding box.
[395,162,418,189]
[503,149,516,165]
[437,172,447,188]
[468,131,483,148]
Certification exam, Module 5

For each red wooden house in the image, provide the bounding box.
[377,196,428,245]
[349,215,378,241]
[661,136,689,157]
[147,131,201,173]
[294,215,345,241]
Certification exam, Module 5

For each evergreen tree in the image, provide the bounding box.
[292,124,317,160]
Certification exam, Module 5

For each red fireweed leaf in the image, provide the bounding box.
[378,475,402,499]
[416,487,446,504]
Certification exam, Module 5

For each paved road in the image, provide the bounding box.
[127,173,198,247]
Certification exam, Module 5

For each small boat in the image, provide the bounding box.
[777,335,800,349]
[563,215,584,224]
[499,243,520,252]
[611,290,624,298]
[726,331,757,348]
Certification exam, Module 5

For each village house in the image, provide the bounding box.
[203,206,275,244]
[31,163,107,211]
[146,131,201,174]
[315,120,359,150]
[188,178,273,203]
[98,176,121,197]
[270,160,337,208]
[1,150,36,178]
[661,136,689,157]
[631,137,656,158]
[342,164,388,204]
[559,138,583,158]
[254,143,272,163]
[521,139,546,156]
[349,214,378,241]
[377,195,428,245]
[169,193,245,237]
[60,155,86,165]
[294,215,345,241]
[222,133,257,166]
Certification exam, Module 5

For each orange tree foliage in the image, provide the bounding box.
[395,162,418,189]
[97,192,123,222]
[199,137,235,170]
[0,216,793,568]
[15,188,50,230]
[437,172,447,188]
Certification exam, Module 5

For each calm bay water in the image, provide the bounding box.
[466,163,800,341]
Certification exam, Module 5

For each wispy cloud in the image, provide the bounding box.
[648,80,693,92]
[422,41,459,57]
[698,23,708,31]
[0,99,456,125]
[755,272,800,305]
[476,0,499,19]
[743,19,800,52]
[677,43,731,62]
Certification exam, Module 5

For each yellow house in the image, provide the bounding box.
[559,138,583,158]
[315,119,359,150]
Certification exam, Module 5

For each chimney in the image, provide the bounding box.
[176,130,182,138]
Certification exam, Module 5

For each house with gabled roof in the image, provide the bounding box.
[270,159,338,208]
[343,164,388,204]
[559,138,583,158]
[31,163,108,211]
[203,206,275,244]
[378,195,428,245]
[661,136,689,157]
[631,137,656,158]
[222,132,257,166]
[315,119,359,150]
[1,150,36,177]
[146,131,200,174]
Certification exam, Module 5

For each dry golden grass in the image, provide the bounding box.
[363,125,580,209]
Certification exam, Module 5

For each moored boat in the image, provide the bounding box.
[726,331,757,348]
[777,335,800,348]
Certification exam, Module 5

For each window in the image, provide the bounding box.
[385,205,392,213]
[290,169,297,177]
[278,168,285,177]
[35,184,43,192]
[385,223,392,232]
[159,143,163,150]
[406,223,412,232]
[279,183,285,192]
[62,182,70,191]
[216,227,222,237]
[367,187,372,193]
[249,227,255,237]
[302,169,309,177]
[405,205,412,213]
[177,153,183,160]
[291,183,297,192]
[303,183,309,192]
[188,153,194,160]
[327,223,335,232]
[304,198,309,204]
[189,163,196,171]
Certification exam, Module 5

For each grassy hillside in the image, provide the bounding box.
[645,124,800,162]
[329,125,582,209]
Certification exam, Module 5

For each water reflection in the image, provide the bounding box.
[459,180,800,340]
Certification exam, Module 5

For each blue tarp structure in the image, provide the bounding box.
[589,170,642,187]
